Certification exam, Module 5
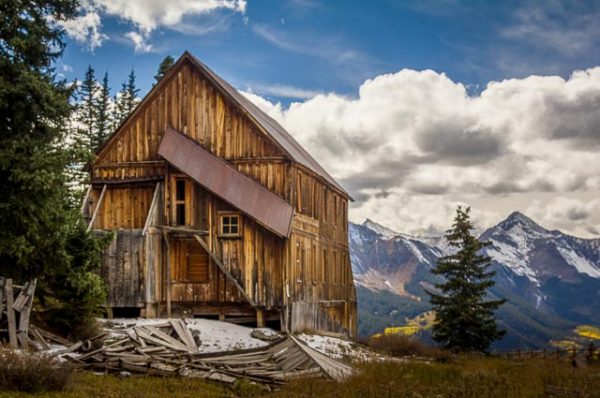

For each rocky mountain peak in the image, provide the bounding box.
[496,211,548,235]
[362,218,400,238]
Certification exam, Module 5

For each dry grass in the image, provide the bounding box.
[2,352,599,398]
[272,357,600,398]
[0,348,74,393]
[0,371,231,398]
[364,333,451,362]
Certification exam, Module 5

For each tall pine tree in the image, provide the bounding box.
[76,65,99,153]
[0,0,106,337]
[154,55,174,83]
[426,207,506,352]
[94,71,112,151]
[112,68,139,129]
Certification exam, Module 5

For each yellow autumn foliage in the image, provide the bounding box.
[575,325,600,340]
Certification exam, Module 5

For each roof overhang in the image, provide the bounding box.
[158,127,294,238]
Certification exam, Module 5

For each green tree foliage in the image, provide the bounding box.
[94,71,112,151]
[0,0,106,337]
[76,65,98,153]
[112,68,139,129]
[426,207,506,352]
[154,55,175,83]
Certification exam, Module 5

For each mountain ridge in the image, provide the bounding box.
[351,211,600,348]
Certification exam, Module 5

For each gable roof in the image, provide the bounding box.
[159,127,293,238]
[94,51,351,200]
[183,52,351,199]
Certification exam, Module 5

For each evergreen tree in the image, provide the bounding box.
[426,207,506,352]
[125,68,140,113]
[94,71,112,151]
[0,0,106,337]
[76,65,99,153]
[154,55,175,83]
[112,68,139,129]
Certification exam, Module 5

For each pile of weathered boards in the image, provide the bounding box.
[32,319,355,386]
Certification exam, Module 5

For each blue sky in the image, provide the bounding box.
[60,1,600,102]
[59,1,600,237]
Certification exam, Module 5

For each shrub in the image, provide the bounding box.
[366,334,451,362]
[0,348,73,392]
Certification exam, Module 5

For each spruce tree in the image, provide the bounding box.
[0,0,106,337]
[154,55,175,83]
[94,71,112,151]
[77,65,99,153]
[112,68,139,129]
[426,207,506,352]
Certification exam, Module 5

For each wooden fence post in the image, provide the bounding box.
[5,279,18,348]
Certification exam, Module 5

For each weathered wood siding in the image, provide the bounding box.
[88,186,155,230]
[287,166,356,336]
[101,230,144,308]
[88,55,356,337]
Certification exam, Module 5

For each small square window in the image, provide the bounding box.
[220,214,240,237]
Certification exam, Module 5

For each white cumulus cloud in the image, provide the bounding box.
[61,0,246,52]
[243,67,600,237]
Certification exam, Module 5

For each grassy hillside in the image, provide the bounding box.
[2,357,598,398]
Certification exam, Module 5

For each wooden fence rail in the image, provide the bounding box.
[496,344,599,362]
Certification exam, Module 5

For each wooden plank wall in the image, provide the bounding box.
[94,60,286,190]
[87,57,356,336]
[89,186,155,230]
[163,185,284,309]
[287,165,356,337]
[101,230,144,308]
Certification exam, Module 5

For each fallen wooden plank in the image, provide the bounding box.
[30,328,50,350]
[4,279,18,348]
[289,335,355,382]
[170,319,198,353]
[31,324,72,346]
[0,276,4,323]
[17,279,36,347]
[141,325,192,352]
[134,327,190,352]
[12,281,31,312]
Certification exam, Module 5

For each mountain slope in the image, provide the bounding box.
[351,213,600,348]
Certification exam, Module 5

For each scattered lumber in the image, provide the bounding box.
[0,277,37,349]
[36,318,356,386]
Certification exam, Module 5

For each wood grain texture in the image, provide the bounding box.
[88,56,356,337]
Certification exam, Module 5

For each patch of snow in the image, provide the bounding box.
[557,247,600,278]
[486,239,539,285]
[99,318,271,353]
[296,333,382,362]
[362,219,400,238]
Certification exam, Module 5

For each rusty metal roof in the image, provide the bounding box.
[158,127,294,238]
[184,52,351,200]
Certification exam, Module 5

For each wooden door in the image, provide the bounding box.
[170,238,209,283]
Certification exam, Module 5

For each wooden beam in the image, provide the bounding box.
[0,277,4,323]
[158,225,209,235]
[80,185,92,216]
[91,177,163,186]
[256,309,265,328]
[87,184,107,232]
[17,279,36,348]
[142,183,161,236]
[162,230,172,318]
[4,279,18,348]
[192,235,256,307]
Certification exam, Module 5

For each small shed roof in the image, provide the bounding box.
[158,127,294,238]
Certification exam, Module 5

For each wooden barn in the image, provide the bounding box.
[83,52,357,338]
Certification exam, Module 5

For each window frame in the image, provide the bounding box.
[218,212,242,238]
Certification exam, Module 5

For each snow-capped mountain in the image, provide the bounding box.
[351,212,600,348]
